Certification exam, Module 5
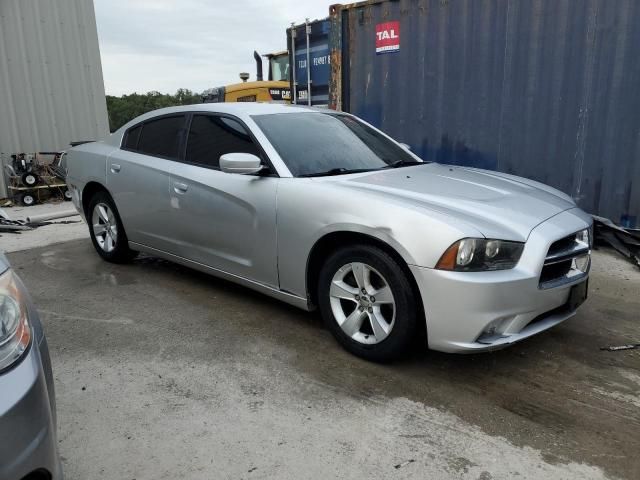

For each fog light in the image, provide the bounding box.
[482,317,510,336]
[573,254,590,273]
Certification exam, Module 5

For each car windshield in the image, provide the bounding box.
[252,112,421,177]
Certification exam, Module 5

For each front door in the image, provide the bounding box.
[163,114,279,288]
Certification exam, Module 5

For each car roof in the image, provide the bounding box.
[129,102,316,124]
[107,103,334,146]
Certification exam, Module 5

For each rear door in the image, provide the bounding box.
[107,114,187,252]
[163,113,279,288]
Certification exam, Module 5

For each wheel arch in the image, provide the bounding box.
[305,231,425,334]
[81,181,111,218]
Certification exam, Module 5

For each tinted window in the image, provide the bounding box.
[252,113,419,177]
[137,115,186,159]
[185,115,260,168]
[123,124,141,150]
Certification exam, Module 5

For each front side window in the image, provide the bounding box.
[185,115,260,168]
[137,115,186,160]
[252,112,419,177]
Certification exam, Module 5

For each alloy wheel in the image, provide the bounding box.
[329,262,396,345]
[92,203,118,253]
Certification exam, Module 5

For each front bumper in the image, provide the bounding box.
[0,332,62,479]
[412,208,591,353]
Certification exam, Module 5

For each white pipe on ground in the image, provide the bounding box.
[26,210,79,224]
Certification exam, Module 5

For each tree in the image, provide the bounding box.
[106,89,202,132]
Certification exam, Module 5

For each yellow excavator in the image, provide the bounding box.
[202,51,291,103]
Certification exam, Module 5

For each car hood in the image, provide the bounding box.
[335,163,576,241]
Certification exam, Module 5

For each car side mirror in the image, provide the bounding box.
[399,143,411,151]
[219,153,264,175]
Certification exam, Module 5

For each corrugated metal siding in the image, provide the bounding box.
[0,0,109,198]
[333,0,640,227]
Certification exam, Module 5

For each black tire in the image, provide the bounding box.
[318,245,418,362]
[21,172,39,187]
[87,191,137,263]
[18,192,37,206]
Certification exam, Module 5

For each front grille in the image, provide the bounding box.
[539,230,591,289]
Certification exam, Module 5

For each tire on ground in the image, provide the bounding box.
[87,190,137,263]
[318,244,419,362]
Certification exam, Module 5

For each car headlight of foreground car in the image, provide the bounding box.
[436,238,524,271]
[0,269,31,373]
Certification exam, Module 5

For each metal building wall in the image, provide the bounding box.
[331,0,640,227]
[0,0,109,198]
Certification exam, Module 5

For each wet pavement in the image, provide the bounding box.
[7,239,640,479]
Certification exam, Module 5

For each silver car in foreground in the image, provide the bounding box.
[66,103,591,361]
[0,253,62,479]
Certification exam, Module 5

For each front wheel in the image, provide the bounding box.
[318,245,419,362]
[87,191,136,263]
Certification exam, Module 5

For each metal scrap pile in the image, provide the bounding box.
[593,215,640,268]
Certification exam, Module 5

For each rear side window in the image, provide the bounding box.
[185,115,260,168]
[123,124,141,150]
[137,115,186,159]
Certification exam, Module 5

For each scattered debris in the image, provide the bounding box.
[394,459,415,469]
[600,344,640,352]
[0,207,78,234]
[593,215,640,268]
[0,208,32,233]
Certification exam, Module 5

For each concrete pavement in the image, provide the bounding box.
[6,239,640,479]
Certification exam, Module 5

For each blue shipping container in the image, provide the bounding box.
[329,0,640,227]
[288,19,331,106]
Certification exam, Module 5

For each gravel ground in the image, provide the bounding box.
[4,236,640,480]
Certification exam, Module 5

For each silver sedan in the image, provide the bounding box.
[65,104,592,361]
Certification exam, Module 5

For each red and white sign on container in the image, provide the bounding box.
[375,21,400,54]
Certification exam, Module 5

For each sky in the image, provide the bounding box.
[94,0,334,96]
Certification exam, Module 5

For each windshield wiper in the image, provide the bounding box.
[381,160,425,169]
[298,168,376,178]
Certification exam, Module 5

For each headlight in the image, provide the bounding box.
[0,269,31,373]
[436,238,524,271]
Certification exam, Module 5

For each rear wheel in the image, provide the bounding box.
[318,245,418,362]
[87,191,136,263]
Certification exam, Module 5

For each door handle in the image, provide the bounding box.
[173,182,188,194]
[110,164,121,173]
